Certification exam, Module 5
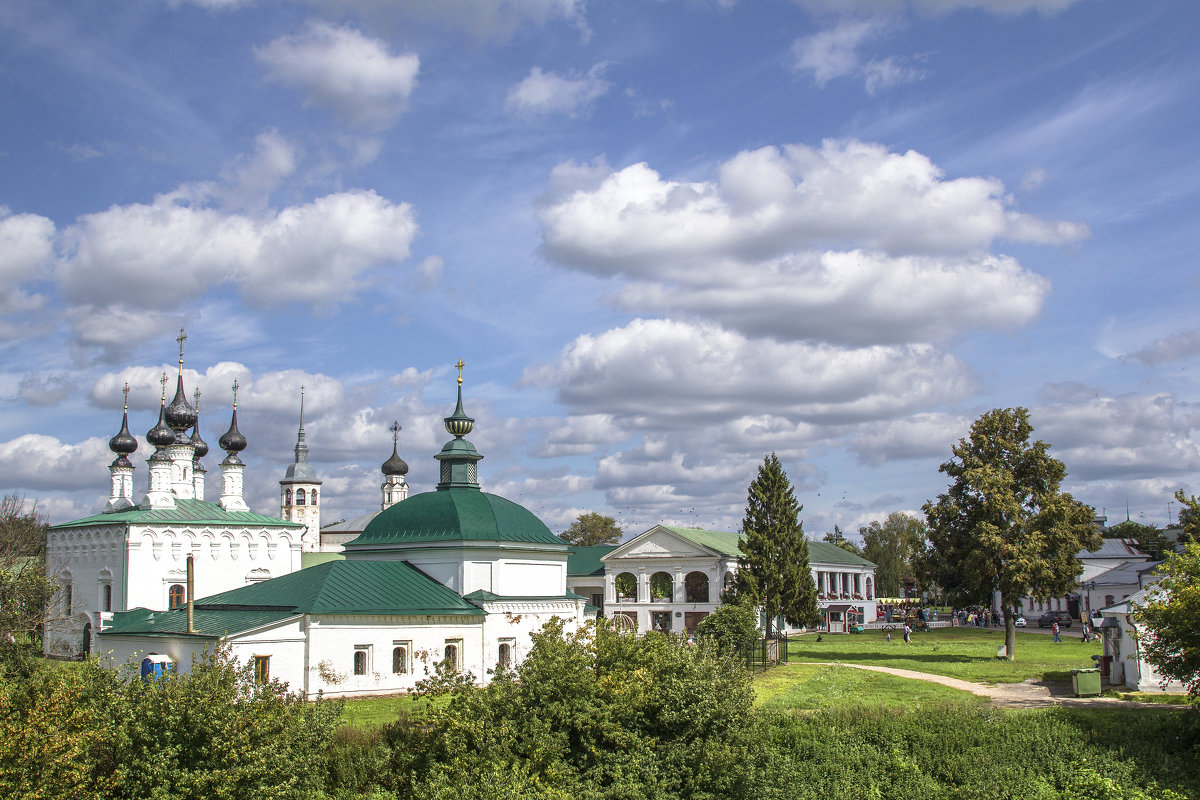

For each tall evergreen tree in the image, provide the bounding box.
[923,408,1099,661]
[736,454,820,633]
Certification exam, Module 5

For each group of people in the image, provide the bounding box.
[954,607,1002,628]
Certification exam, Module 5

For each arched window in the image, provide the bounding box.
[311,490,318,505]
[353,650,367,675]
[615,572,637,601]
[498,643,512,671]
[168,584,185,609]
[102,583,112,612]
[684,571,709,603]
[443,644,459,673]
[392,646,407,674]
[82,623,92,658]
[649,571,673,601]
[63,583,73,616]
[285,488,292,505]
[296,488,306,506]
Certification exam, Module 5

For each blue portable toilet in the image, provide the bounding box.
[140,653,175,682]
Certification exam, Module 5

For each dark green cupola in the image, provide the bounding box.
[435,360,482,490]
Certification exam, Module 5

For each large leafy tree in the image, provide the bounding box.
[1173,490,1200,546]
[387,619,766,799]
[736,453,820,632]
[559,511,623,547]
[923,408,1099,661]
[1134,541,1200,696]
[860,512,928,598]
[0,494,54,669]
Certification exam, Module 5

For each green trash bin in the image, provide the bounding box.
[1072,667,1101,697]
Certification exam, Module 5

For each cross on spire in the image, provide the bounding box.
[455,359,465,385]
[122,381,130,412]
[176,327,187,371]
[193,387,201,411]
[231,379,240,408]
[160,372,168,401]
[389,420,401,445]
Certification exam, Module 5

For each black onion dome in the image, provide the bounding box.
[111,454,134,469]
[382,443,409,476]
[147,403,175,448]
[190,424,209,460]
[109,409,138,456]
[165,374,197,432]
[219,408,247,454]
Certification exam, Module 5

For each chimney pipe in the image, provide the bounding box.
[186,553,195,634]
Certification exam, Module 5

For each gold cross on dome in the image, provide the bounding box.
[193,387,201,411]
[176,327,187,369]
[231,379,240,408]
[160,372,168,401]
[122,381,130,412]
[455,359,465,385]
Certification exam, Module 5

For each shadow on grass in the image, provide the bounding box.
[790,648,981,666]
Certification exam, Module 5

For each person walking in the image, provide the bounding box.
[903,622,912,644]
[1052,620,1061,643]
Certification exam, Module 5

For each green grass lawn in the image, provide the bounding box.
[789,626,1101,683]
[338,693,431,729]
[753,662,986,712]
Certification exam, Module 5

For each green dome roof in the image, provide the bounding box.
[346,488,565,548]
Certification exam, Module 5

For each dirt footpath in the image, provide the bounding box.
[804,662,1176,709]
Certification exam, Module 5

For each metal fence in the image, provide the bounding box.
[741,633,790,673]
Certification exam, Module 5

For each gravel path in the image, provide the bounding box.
[803,661,1174,709]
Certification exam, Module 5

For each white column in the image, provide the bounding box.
[673,566,684,603]
[144,455,175,509]
[219,459,249,512]
[637,568,648,604]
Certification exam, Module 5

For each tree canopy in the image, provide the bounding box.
[735,453,820,631]
[0,494,53,669]
[559,511,623,547]
[387,619,765,799]
[1173,490,1200,546]
[860,512,928,598]
[822,525,862,556]
[1134,541,1200,696]
[923,408,1099,660]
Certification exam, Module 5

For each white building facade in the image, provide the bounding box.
[592,525,877,634]
[45,337,305,660]
[98,378,590,697]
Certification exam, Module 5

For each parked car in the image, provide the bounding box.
[1037,611,1073,628]
[1014,616,1027,627]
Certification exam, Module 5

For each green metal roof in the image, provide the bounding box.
[301,551,345,569]
[347,488,566,548]
[101,561,485,639]
[102,608,296,638]
[657,527,876,567]
[567,545,618,576]
[198,560,485,616]
[462,590,586,603]
[50,498,302,530]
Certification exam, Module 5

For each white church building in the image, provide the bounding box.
[45,339,588,695]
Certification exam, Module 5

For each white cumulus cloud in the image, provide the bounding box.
[524,318,976,426]
[256,21,420,131]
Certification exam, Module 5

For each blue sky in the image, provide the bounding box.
[2,0,1199,539]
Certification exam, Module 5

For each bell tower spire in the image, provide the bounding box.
[280,385,321,551]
